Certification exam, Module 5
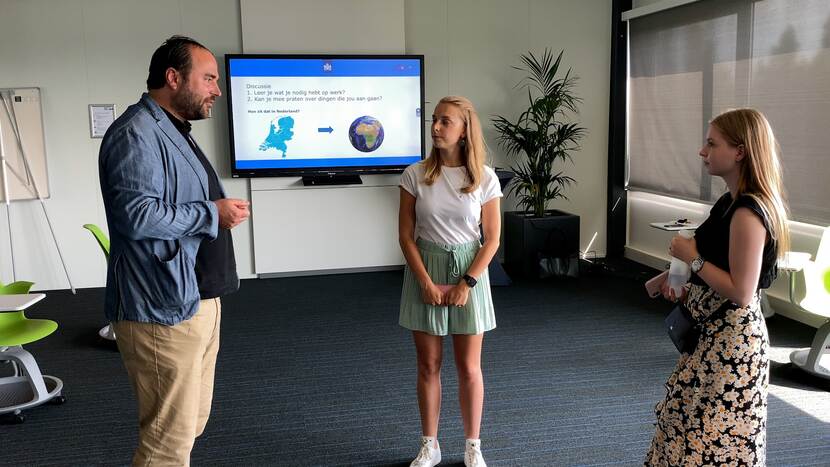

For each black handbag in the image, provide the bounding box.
[664,304,700,353]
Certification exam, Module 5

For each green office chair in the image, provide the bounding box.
[786,225,830,379]
[83,224,109,260]
[83,224,116,341]
[0,281,65,423]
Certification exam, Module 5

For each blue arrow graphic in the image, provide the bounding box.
[317,126,333,134]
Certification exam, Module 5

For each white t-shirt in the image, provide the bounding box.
[400,162,503,245]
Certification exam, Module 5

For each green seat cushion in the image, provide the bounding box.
[0,315,58,346]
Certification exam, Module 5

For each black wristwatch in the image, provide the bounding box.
[690,256,705,274]
[462,274,478,288]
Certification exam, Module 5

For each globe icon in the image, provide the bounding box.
[348,116,384,152]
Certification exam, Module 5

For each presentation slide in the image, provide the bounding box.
[227,57,423,171]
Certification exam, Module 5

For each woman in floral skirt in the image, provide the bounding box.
[646,108,789,466]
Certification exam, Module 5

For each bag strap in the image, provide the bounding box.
[687,302,728,329]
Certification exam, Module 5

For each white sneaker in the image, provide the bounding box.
[98,324,116,341]
[464,439,486,467]
[410,436,441,467]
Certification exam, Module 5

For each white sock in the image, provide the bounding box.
[422,435,437,448]
[466,438,481,448]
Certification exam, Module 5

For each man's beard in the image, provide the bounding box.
[172,85,211,121]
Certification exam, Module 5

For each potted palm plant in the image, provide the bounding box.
[493,49,586,278]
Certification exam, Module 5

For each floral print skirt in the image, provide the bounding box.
[645,284,769,466]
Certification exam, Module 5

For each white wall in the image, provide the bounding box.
[0,0,245,291]
[241,0,405,54]
[1,0,613,289]
[633,0,670,6]
[405,0,613,257]
[632,0,699,9]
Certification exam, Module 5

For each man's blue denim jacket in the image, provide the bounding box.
[99,93,221,325]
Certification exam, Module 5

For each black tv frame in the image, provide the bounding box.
[224,53,425,179]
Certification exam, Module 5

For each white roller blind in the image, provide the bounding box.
[628,0,830,225]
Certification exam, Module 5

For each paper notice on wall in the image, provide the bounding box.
[89,104,116,138]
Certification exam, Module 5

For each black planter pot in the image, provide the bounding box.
[504,210,580,278]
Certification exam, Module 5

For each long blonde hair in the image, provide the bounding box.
[422,96,486,193]
[711,108,790,256]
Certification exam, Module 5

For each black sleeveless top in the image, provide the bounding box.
[690,193,778,289]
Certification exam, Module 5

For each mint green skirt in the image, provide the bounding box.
[399,238,496,336]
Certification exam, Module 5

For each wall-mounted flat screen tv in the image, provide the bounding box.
[225,54,425,180]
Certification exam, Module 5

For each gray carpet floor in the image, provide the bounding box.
[1,263,828,466]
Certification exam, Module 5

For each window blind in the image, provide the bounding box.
[628,0,830,224]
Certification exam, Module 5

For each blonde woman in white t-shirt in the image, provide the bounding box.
[399,96,502,467]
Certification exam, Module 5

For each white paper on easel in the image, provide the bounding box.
[0,88,73,291]
[0,117,9,205]
[0,88,49,202]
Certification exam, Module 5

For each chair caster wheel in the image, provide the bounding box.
[1,412,25,424]
[49,395,66,405]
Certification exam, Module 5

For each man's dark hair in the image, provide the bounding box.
[146,35,208,90]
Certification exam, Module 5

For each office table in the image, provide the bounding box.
[0,293,46,312]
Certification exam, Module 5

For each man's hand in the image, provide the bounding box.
[215,198,250,229]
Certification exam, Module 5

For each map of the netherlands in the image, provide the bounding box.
[259,116,295,157]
